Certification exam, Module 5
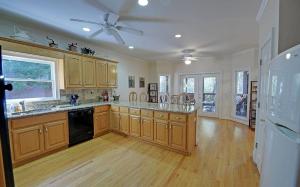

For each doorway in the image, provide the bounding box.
[180,73,219,118]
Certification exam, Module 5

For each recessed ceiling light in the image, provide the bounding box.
[286,53,291,60]
[175,34,182,38]
[138,0,149,6]
[128,46,134,49]
[184,60,192,65]
[82,27,91,32]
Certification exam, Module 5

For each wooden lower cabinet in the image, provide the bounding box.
[154,120,169,146]
[120,113,129,135]
[130,115,141,137]
[44,120,68,152]
[110,112,120,130]
[11,125,44,162]
[94,111,109,136]
[169,121,186,151]
[141,117,153,141]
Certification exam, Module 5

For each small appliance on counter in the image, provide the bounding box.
[113,95,120,101]
[102,90,109,102]
[70,94,79,105]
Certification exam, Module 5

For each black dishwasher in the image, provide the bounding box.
[68,107,94,146]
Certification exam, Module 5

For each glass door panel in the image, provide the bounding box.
[200,74,218,117]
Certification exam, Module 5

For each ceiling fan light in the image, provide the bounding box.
[82,27,91,32]
[184,60,192,65]
[128,46,134,49]
[175,34,182,38]
[138,0,149,6]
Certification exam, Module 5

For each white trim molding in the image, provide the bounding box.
[256,0,269,22]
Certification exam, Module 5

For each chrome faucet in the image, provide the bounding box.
[19,100,26,112]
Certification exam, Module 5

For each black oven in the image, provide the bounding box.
[68,107,94,146]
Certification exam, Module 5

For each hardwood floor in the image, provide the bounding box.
[13,117,259,187]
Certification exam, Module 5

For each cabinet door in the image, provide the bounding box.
[120,113,129,135]
[110,112,120,131]
[169,121,186,151]
[44,120,68,152]
[107,63,117,87]
[94,111,109,136]
[154,120,169,146]
[141,117,153,141]
[130,116,141,137]
[64,54,82,88]
[12,125,44,162]
[96,60,108,87]
[82,57,96,87]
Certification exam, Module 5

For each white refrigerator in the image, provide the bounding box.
[260,44,300,187]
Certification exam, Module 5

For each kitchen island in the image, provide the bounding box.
[7,102,199,167]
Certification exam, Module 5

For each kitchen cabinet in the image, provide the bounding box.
[169,121,186,151]
[107,63,117,87]
[11,125,44,163]
[82,57,96,88]
[0,139,5,187]
[110,112,120,131]
[9,112,68,166]
[96,60,108,87]
[130,115,141,137]
[44,120,68,152]
[154,120,169,146]
[94,111,109,136]
[141,117,153,141]
[64,54,83,88]
[120,113,129,135]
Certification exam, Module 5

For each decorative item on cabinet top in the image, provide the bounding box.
[68,43,78,52]
[46,36,58,48]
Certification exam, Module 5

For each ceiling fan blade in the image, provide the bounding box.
[119,16,171,23]
[70,18,100,25]
[108,29,125,45]
[116,26,143,36]
[89,28,104,38]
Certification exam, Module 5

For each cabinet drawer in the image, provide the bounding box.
[111,106,119,112]
[120,107,129,113]
[170,113,187,123]
[129,108,140,116]
[94,105,110,113]
[141,109,153,118]
[11,112,67,129]
[154,111,169,120]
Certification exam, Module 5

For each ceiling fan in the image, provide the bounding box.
[181,49,199,65]
[70,12,144,45]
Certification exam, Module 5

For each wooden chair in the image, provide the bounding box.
[170,95,179,104]
[129,92,137,102]
[139,92,148,102]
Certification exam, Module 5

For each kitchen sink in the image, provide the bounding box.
[10,108,53,116]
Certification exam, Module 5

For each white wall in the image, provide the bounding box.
[0,14,152,101]
[150,48,258,124]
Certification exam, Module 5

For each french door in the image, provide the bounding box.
[180,73,219,118]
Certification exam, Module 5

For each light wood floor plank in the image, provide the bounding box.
[13,117,259,187]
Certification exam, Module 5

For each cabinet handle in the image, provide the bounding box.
[165,125,168,129]
[159,114,163,118]
[45,127,48,132]
[39,129,42,134]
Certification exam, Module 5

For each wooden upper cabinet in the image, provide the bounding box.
[82,57,96,88]
[64,54,83,88]
[154,120,169,146]
[11,125,44,162]
[44,120,68,152]
[169,121,186,151]
[96,60,108,87]
[94,111,109,136]
[107,63,117,87]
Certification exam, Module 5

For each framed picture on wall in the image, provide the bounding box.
[139,77,145,88]
[129,75,135,88]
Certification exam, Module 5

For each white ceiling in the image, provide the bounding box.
[0,0,260,62]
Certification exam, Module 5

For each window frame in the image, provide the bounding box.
[159,74,170,94]
[233,70,250,121]
[3,51,60,103]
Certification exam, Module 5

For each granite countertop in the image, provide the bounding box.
[7,101,200,119]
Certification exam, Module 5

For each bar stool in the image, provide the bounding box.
[159,94,169,103]
[139,92,148,102]
[129,92,137,102]
[170,95,179,104]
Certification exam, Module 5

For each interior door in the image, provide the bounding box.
[0,45,15,186]
[255,38,272,173]
[199,74,219,118]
